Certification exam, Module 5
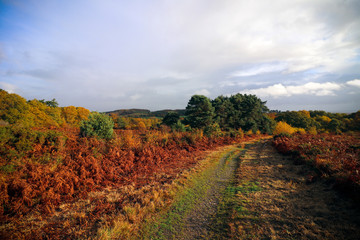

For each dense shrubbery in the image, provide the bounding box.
[273,133,360,197]
[0,89,90,128]
[274,110,359,134]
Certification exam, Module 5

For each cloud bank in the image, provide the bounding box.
[0,0,359,112]
[240,82,343,98]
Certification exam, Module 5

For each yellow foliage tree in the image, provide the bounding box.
[76,107,90,122]
[273,121,296,135]
[61,106,90,126]
[27,100,61,127]
[0,90,29,124]
[61,106,78,125]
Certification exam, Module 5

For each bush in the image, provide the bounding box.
[172,121,186,132]
[162,112,180,127]
[204,122,222,137]
[308,126,317,135]
[273,121,296,135]
[80,112,114,140]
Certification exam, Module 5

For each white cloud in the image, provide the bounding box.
[346,79,360,88]
[194,89,210,96]
[0,82,17,93]
[240,82,343,98]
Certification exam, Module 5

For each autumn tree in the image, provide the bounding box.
[0,89,29,125]
[275,111,317,130]
[61,106,89,126]
[27,99,62,127]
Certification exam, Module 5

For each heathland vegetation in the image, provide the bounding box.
[0,88,359,239]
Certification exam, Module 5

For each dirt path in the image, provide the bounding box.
[149,139,360,239]
[176,145,242,239]
[229,139,360,239]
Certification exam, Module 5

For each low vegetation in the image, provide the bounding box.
[1,88,359,238]
[273,133,360,198]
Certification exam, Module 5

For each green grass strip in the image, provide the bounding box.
[142,146,241,240]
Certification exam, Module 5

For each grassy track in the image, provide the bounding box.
[141,144,246,239]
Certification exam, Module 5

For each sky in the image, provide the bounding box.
[0,0,360,113]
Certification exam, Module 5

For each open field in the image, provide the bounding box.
[0,125,262,239]
[1,90,359,239]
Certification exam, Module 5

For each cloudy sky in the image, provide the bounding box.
[0,0,359,112]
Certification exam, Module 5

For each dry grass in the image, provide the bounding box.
[226,139,360,239]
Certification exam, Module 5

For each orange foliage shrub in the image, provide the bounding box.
[266,112,277,120]
[273,133,360,197]
[0,127,262,222]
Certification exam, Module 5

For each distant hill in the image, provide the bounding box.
[105,108,186,118]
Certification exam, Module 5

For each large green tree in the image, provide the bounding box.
[212,95,234,130]
[184,95,214,129]
[212,94,275,133]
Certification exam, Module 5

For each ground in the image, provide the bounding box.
[148,138,360,239]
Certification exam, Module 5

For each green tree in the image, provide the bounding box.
[45,98,59,108]
[212,95,234,130]
[328,119,343,133]
[162,112,180,127]
[349,111,360,131]
[212,94,274,133]
[39,98,59,107]
[184,95,214,129]
[80,112,114,139]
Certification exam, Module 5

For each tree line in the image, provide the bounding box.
[162,94,275,135]
[162,94,360,136]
